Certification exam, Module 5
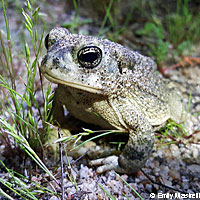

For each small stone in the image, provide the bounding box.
[84,141,96,148]
[170,144,180,158]
[192,146,199,160]
[49,196,59,200]
[168,160,180,171]
[162,178,172,187]
[120,175,128,182]
[79,164,90,179]
[168,170,181,180]
[145,184,152,193]
[188,164,200,173]
[182,182,189,190]
[135,178,141,183]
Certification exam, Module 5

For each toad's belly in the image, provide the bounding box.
[58,85,126,131]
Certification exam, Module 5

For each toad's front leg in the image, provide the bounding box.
[51,86,65,125]
[90,107,155,174]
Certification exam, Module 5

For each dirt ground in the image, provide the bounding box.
[0,1,200,199]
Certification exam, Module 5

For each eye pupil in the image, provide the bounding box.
[80,52,98,63]
[78,46,102,68]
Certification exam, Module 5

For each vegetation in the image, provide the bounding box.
[0,0,58,198]
[136,0,200,65]
[0,0,199,199]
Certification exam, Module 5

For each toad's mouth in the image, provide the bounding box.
[42,72,104,94]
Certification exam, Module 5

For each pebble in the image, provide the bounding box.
[49,196,59,200]
[170,144,180,158]
[145,184,152,193]
[79,164,90,179]
[191,144,200,161]
[187,164,200,173]
[168,170,181,180]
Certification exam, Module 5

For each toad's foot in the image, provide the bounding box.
[89,155,127,174]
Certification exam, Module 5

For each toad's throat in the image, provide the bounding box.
[43,73,104,94]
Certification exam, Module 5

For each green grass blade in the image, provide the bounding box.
[2,0,10,41]
[115,172,144,200]
[0,187,14,200]
[0,178,26,200]
[0,118,59,185]
[70,130,117,151]
[98,0,114,35]
[98,183,116,200]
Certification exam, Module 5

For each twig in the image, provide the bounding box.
[71,149,89,165]
[141,169,188,194]
[58,128,65,200]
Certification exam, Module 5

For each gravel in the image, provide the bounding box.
[0,2,200,199]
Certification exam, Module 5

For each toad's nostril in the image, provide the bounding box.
[53,57,60,65]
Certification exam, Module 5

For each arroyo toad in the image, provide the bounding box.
[41,27,184,174]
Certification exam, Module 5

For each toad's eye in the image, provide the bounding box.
[77,46,102,68]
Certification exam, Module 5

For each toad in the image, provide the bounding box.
[41,27,184,174]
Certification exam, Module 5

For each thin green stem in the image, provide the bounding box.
[2,0,15,90]
[99,0,114,35]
